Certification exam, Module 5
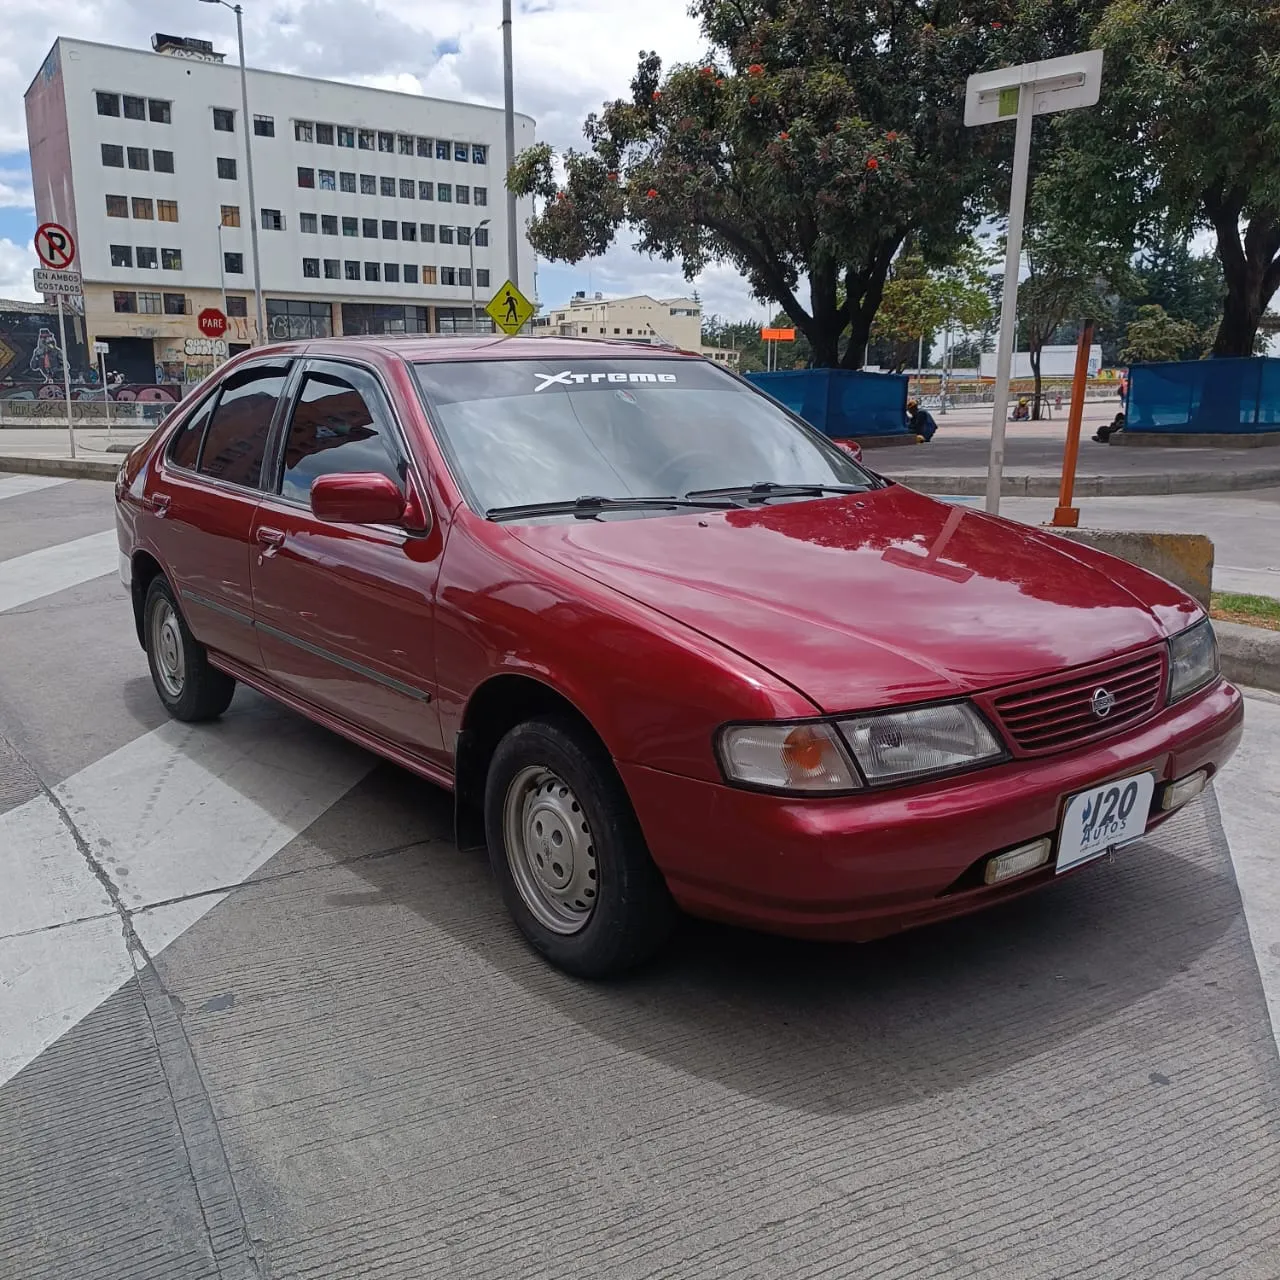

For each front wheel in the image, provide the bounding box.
[484,717,675,978]
[143,577,236,722]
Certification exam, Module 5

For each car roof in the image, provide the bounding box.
[244,336,707,365]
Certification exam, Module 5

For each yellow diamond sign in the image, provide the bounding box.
[485,279,535,335]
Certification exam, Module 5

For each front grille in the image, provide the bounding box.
[990,648,1166,754]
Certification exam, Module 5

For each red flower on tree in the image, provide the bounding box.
[750,95,760,105]
[991,20,1002,28]
[646,188,659,199]
[651,90,661,102]
[748,63,765,76]
[886,131,899,141]
[778,130,790,141]
[866,156,879,170]
[607,171,618,182]
[701,66,715,77]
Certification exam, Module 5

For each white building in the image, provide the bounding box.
[978,345,1103,380]
[24,33,536,386]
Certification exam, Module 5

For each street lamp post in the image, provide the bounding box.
[469,219,490,333]
[502,0,519,290]
[199,1,266,346]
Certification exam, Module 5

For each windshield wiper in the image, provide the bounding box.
[684,481,869,503]
[486,494,741,522]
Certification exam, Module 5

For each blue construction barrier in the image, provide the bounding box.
[1126,357,1280,433]
[746,369,911,438]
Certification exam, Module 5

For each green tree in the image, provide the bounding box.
[509,2,1017,368]
[1121,305,1202,365]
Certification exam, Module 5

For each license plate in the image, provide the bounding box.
[1056,771,1156,874]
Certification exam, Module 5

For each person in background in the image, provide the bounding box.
[906,398,938,441]
[1094,412,1125,443]
[1011,397,1031,421]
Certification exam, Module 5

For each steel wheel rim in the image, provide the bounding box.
[503,766,598,935]
[151,599,185,699]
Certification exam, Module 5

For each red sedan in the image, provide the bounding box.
[115,338,1242,976]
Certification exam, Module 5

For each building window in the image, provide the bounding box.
[404,264,419,283]
[380,176,395,197]
[162,247,182,270]
[213,107,235,131]
[295,120,313,142]
[105,194,128,218]
[323,258,340,279]
[261,208,284,231]
[378,131,394,153]
[132,197,154,219]
[399,178,414,200]
[157,199,179,222]
[476,269,490,288]
[136,247,158,269]
[316,122,334,145]
[113,290,136,312]
[342,216,358,236]
[436,140,450,160]
[340,303,429,335]
[437,183,452,202]
[398,134,414,155]
[440,266,457,285]
[221,204,240,227]
[338,126,355,147]
[472,144,487,164]
[417,137,432,158]
[340,171,356,193]
[362,218,378,238]
[384,263,400,283]
[402,222,417,241]
[302,257,320,278]
[254,115,275,137]
[419,180,434,201]
[96,91,120,117]
[266,298,332,339]
[360,173,376,195]
[422,267,437,285]
[364,262,380,281]
[344,260,360,280]
[321,214,338,235]
[455,143,469,162]
[358,129,374,150]
[382,220,397,239]
[150,99,172,124]
[138,291,162,313]
[474,186,487,206]
[110,244,133,268]
[123,94,145,120]
[163,293,187,315]
[153,150,175,173]
[299,212,318,233]
[127,146,150,171]
[474,227,489,247]
[456,186,470,205]
[439,226,455,244]
[458,227,473,247]
[459,267,472,287]
[101,143,124,167]
[217,156,237,179]
[420,223,435,243]
[227,295,247,317]
[298,166,315,188]
[319,168,336,190]
[224,252,244,274]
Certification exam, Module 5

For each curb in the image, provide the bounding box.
[1216,621,1280,695]
[0,455,121,481]
[884,469,1280,497]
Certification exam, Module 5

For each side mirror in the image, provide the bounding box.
[310,472,407,525]
[833,439,863,463]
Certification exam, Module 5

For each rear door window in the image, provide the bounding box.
[197,364,290,488]
[166,393,217,470]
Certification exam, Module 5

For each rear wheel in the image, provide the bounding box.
[143,577,235,722]
[484,717,675,977]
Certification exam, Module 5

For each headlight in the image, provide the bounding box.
[1168,618,1219,702]
[718,722,860,793]
[837,702,1004,785]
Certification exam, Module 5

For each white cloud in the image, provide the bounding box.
[0,168,34,210]
[0,238,40,301]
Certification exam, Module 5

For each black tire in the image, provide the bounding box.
[484,716,676,978]
[143,576,236,722]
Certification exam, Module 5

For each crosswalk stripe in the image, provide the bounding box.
[0,529,118,612]
[0,475,69,502]
[0,699,372,1087]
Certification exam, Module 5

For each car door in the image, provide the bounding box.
[250,357,445,761]
[147,359,292,670]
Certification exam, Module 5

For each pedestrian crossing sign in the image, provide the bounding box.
[485,279,535,335]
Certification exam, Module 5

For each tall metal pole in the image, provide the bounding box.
[502,0,519,290]
[468,237,477,332]
[56,294,76,458]
[100,349,112,444]
[984,85,1034,516]
[234,4,266,345]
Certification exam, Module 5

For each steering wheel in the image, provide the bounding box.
[647,451,727,495]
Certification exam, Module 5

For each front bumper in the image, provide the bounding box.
[620,678,1244,941]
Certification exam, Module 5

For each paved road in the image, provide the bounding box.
[2,475,1279,1279]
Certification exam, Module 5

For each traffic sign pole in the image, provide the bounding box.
[99,348,112,444]
[56,293,75,459]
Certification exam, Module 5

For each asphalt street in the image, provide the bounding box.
[2,475,1278,1279]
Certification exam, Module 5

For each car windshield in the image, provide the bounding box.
[412,357,876,516]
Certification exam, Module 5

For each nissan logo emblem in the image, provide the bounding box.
[1091,687,1117,718]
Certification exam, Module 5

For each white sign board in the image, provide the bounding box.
[34,267,83,295]
[93,341,110,355]
[965,50,1104,126]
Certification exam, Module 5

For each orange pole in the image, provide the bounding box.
[1051,318,1095,528]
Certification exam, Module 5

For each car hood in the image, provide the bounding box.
[509,486,1188,712]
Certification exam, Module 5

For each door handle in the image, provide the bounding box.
[149,493,171,518]
[256,527,285,557]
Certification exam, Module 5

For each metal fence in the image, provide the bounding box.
[1126,357,1280,433]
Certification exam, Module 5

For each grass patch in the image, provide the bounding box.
[1211,591,1280,632]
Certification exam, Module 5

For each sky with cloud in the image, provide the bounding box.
[0,0,772,320]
